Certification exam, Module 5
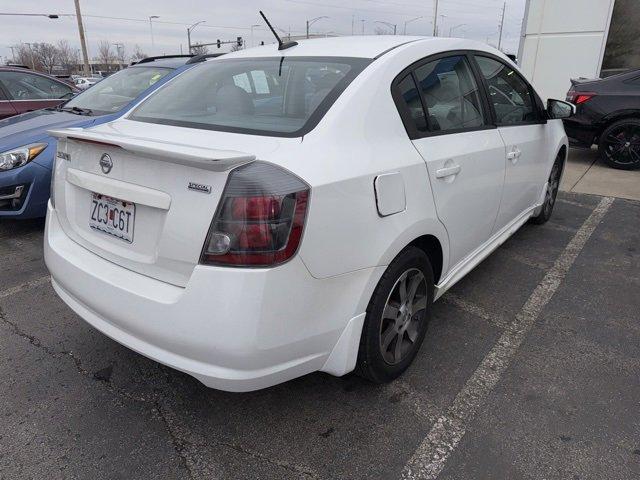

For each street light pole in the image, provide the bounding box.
[403,16,423,35]
[437,14,447,37]
[72,0,91,75]
[250,24,260,48]
[149,15,159,50]
[433,0,439,36]
[306,16,329,39]
[498,1,506,50]
[187,20,205,54]
[449,23,467,37]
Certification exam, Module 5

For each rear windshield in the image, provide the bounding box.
[129,56,370,137]
[66,66,172,114]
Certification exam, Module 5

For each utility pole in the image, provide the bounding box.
[433,0,439,36]
[73,0,91,75]
[187,21,205,54]
[498,1,506,51]
[149,16,159,50]
[306,16,329,39]
[113,42,124,69]
[361,19,365,35]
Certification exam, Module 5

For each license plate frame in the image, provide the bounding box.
[89,193,136,244]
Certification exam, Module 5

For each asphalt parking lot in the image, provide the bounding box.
[1,154,639,479]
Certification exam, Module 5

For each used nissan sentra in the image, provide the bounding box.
[45,36,574,391]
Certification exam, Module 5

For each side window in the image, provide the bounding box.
[474,56,537,125]
[414,55,486,132]
[396,74,427,132]
[0,71,72,100]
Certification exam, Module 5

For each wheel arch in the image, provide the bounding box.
[408,234,444,285]
[595,110,640,142]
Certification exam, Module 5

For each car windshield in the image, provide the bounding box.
[129,56,370,137]
[65,66,172,114]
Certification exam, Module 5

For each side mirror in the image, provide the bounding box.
[547,99,576,119]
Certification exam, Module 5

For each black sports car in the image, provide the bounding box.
[564,69,640,170]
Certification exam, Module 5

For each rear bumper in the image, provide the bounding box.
[563,118,598,148]
[0,160,50,219]
[45,204,381,391]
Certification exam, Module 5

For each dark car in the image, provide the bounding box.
[0,67,79,120]
[564,69,640,170]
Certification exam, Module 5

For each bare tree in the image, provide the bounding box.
[190,44,209,55]
[32,43,59,73]
[97,40,116,69]
[130,44,147,62]
[11,44,41,70]
[57,40,80,74]
[229,44,242,52]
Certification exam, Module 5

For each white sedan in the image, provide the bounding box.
[45,36,573,391]
[74,77,101,90]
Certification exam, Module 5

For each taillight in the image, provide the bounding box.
[200,162,310,267]
[566,91,596,104]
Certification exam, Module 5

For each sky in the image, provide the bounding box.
[0,0,527,63]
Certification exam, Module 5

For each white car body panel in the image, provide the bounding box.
[494,123,549,232]
[45,37,568,391]
[412,130,506,269]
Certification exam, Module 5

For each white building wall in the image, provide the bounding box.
[518,0,615,101]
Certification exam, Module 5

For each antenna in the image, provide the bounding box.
[259,11,298,50]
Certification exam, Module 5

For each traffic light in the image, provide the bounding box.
[216,39,221,49]
[237,37,243,48]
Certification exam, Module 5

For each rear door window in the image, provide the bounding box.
[395,74,427,133]
[129,57,370,137]
[414,55,486,133]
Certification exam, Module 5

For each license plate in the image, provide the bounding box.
[89,193,135,243]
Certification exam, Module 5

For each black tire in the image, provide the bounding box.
[531,153,563,225]
[355,246,434,383]
[598,118,640,170]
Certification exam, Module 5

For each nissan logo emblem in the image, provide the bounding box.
[99,153,113,174]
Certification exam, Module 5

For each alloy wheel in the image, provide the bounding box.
[544,161,561,216]
[379,268,427,365]
[602,123,640,167]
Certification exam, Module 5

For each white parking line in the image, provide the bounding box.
[402,196,614,480]
[0,275,51,300]
[440,293,510,330]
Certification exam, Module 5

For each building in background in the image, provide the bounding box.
[517,0,616,101]
[601,0,640,77]
[517,0,640,101]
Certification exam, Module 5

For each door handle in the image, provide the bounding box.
[435,164,462,178]
[507,148,522,163]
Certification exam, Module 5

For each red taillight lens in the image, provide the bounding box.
[200,162,310,267]
[566,91,596,104]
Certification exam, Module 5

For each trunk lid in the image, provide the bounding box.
[50,119,286,286]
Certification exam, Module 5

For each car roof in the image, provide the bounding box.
[131,57,191,69]
[221,36,493,60]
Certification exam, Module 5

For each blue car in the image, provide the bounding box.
[0,55,210,219]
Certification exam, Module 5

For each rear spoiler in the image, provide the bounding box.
[570,77,598,86]
[48,128,256,172]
